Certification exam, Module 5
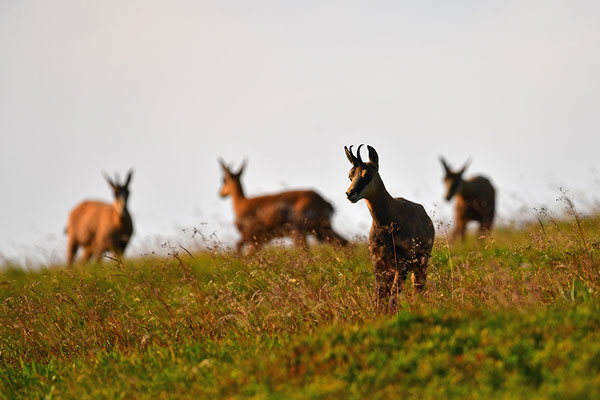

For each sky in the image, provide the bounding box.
[1,1,600,265]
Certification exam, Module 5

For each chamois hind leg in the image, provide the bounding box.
[314,225,348,247]
[452,219,467,242]
[66,237,79,267]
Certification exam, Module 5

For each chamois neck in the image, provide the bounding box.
[364,176,395,225]
[113,200,129,217]
[230,181,247,217]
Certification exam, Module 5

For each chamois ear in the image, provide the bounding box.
[367,145,379,170]
[459,158,471,176]
[439,156,451,175]
[344,146,355,165]
[124,169,134,187]
[102,171,117,189]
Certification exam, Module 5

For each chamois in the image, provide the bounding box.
[439,157,495,241]
[345,145,434,311]
[66,170,134,266]
[219,159,347,253]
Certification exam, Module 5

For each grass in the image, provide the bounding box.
[1,210,600,398]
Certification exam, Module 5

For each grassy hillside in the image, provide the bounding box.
[1,210,600,399]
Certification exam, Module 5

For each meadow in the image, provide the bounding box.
[2,204,600,399]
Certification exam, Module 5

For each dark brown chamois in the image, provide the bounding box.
[66,170,134,266]
[440,157,496,241]
[345,145,434,312]
[219,159,347,253]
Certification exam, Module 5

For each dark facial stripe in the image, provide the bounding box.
[447,179,461,199]
[353,173,372,196]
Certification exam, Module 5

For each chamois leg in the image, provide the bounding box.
[411,261,428,292]
[479,219,493,237]
[114,240,128,262]
[113,249,125,264]
[314,225,348,247]
[236,239,246,254]
[374,268,406,314]
[242,234,266,256]
[452,219,467,242]
[374,269,392,313]
[66,238,78,267]
[80,247,93,264]
[291,230,308,249]
[389,268,410,313]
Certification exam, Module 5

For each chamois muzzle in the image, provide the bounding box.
[346,189,359,203]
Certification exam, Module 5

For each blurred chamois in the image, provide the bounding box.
[66,170,134,266]
[345,145,434,312]
[439,157,495,240]
[219,159,347,253]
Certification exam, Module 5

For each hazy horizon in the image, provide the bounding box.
[2,1,600,265]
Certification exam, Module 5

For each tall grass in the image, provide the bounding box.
[1,210,599,371]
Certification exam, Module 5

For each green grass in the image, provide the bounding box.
[2,212,600,399]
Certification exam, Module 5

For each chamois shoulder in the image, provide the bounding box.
[467,175,493,185]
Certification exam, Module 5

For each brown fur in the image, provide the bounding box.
[440,157,495,241]
[66,170,134,266]
[219,160,347,253]
[345,145,435,312]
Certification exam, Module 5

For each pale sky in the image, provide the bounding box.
[1,1,600,265]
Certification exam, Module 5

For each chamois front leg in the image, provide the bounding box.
[66,237,79,267]
[290,229,308,249]
[373,263,406,314]
[411,259,428,292]
[81,247,93,264]
[236,239,248,254]
[479,218,493,238]
[313,225,349,247]
[373,267,392,313]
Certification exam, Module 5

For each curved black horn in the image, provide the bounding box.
[102,171,116,189]
[218,158,230,173]
[356,144,364,165]
[439,156,451,174]
[125,169,134,186]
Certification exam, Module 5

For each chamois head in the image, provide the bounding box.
[219,158,246,198]
[103,169,133,211]
[344,144,380,203]
[439,157,470,201]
